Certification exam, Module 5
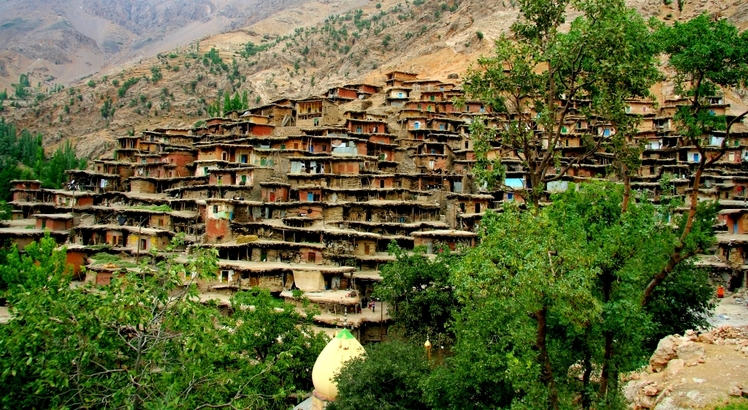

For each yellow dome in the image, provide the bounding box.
[311,328,365,401]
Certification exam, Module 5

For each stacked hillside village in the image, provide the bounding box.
[3,70,748,340]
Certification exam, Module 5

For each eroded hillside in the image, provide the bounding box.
[3,0,748,159]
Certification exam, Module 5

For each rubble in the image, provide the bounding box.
[626,325,748,409]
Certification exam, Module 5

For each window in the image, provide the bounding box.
[307,252,316,263]
[140,239,147,250]
[414,121,421,130]
[507,192,514,201]
[213,205,218,213]
[430,95,435,101]
[241,175,247,184]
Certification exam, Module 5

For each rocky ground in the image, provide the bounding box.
[625,291,748,409]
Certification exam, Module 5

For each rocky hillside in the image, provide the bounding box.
[0,0,366,91]
[3,0,748,159]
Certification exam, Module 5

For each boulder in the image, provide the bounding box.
[676,342,705,366]
[728,384,743,397]
[650,335,680,372]
[684,329,699,342]
[663,359,684,379]
[697,332,714,344]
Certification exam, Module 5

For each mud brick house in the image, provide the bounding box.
[384,71,418,87]
[7,68,748,335]
[385,87,412,107]
[296,98,341,127]
[34,213,74,231]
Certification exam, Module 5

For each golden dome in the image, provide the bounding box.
[311,328,366,401]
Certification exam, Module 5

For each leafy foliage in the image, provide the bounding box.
[117,77,140,98]
[463,0,661,205]
[434,182,716,408]
[241,42,271,57]
[328,340,431,410]
[0,233,69,299]
[0,235,327,409]
[0,119,86,200]
[375,242,458,345]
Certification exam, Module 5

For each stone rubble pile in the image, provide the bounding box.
[624,326,748,409]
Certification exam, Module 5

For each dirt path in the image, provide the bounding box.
[710,293,748,328]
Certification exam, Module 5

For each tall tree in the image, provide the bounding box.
[463,0,661,206]
[643,14,748,304]
[374,242,459,345]
[435,182,715,409]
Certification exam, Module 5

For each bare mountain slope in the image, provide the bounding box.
[0,0,366,92]
[3,0,748,160]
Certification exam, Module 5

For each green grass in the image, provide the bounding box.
[715,400,748,410]
[128,204,173,212]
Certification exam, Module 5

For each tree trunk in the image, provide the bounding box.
[598,270,615,398]
[621,164,631,214]
[536,306,559,410]
[641,163,703,305]
[582,351,593,410]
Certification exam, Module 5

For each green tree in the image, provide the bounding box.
[41,141,87,189]
[375,242,458,344]
[643,14,748,304]
[0,235,327,409]
[328,340,431,410]
[435,182,716,409]
[463,0,661,206]
[0,233,69,299]
[100,97,114,118]
[151,66,162,83]
[0,200,11,220]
